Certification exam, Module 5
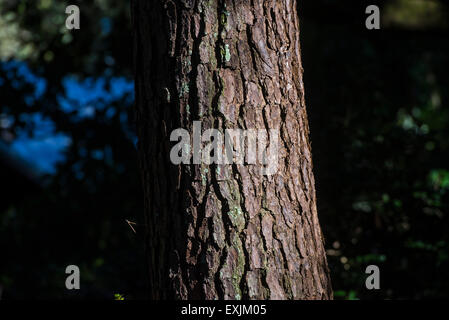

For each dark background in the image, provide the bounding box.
[0,0,448,299]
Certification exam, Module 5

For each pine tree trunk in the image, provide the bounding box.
[132,0,332,300]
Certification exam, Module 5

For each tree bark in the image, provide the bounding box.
[132,0,332,300]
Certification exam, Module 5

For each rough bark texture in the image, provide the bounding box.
[132,0,332,300]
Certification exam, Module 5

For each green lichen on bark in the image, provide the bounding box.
[227,205,244,231]
[231,233,245,299]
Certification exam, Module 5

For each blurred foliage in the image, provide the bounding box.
[302,0,449,299]
[0,0,448,300]
[383,0,449,29]
[114,293,125,300]
[0,0,145,299]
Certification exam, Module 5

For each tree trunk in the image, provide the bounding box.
[132,0,332,300]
